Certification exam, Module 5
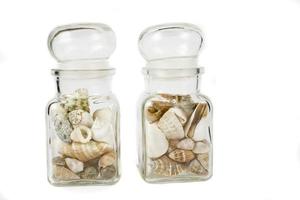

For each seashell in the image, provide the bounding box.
[157,108,184,140]
[98,151,116,169]
[68,109,93,128]
[184,103,208,138]
[150,156,184,176]
[168,149,195,163]
[70,125,92,143]
[80,166,98,179]
[62,89,90,113]
[91,118,114,145]
[189,159,208,176]
[193,140,210,154]
[59,141,112,162]
[52,156,66,166]
[192,116,210,141]
[53,115,72,143]
[93,108,113,121]
[53,166,80,180]
[168,139,180,152]
[100,165,116,179]
[145,106,164,123]
[49,103,66,120]
[65,158,84,173]
[146,123,169,158]
[171,107,187,125]
[176,138,195,150]
[84,158,99,168]
[197,153,209,170]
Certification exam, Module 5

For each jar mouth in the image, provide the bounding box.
[142,67,204,78]
[52,68,115,79]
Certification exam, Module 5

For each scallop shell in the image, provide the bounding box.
[93,108,113,121]
[65,158,84,173]
[197,153,209,170]
[59,141,112,162]
[184,103,208,138]
[189,159,208,176]
[53,166,80,180]
[150,156,184,176]
[146,123,169,159]
[176,138,195,150]
[193,140,210,154]
[100,165,116,179]
[68,109,93,128]
[70,125,92,143]
[98,151,116,169]
[157,109,185,140]
[168,149,195,163]
[91,118,114,145]
[53,115,72,143]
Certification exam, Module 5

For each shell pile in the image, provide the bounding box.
[50,89,117,182]
[145,94,211,178]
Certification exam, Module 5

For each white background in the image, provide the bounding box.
[0,0,299,199]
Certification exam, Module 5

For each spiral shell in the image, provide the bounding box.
[168,149,195,163]
[150,156,184,176]
[59,141,112,162]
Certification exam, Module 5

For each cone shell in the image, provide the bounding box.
[168,149,195,163]
[98,151,116,169]
[70,125,92,143]
[59,141,112,162]
[157,109,184,140]
[53,166,80,180]
[189,159,208,176]
[151,156,184,176]
[68,109,93,128]
[146,123,169,159]
[184,103,208,138]
[176,138,195,150]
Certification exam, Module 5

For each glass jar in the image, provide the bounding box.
[137,23,213,183]
[46,23,120,186]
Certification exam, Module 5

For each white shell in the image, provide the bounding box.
[65,158,84,173]
[176,138,195,150]
[146,123,169,158]
[192,116,210,141]
[193,140,210,154]
[171,107,187,125]
[157,109,184,140]
[91,118,114,145]
[70,125,92,143]
[93,108,113,121]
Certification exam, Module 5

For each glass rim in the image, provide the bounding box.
[51,68,115,78]
[142,67,204,78]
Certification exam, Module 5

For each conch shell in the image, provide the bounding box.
[98,151,116,169]
[70,125,92,143]
[59,141,112,162]
[168,149,195,163]
[150,156,184,176]
[68,109,93,128]
[53,166,80,180]
[146,123,169,159]
[157,108,184,140]
[184,103,208,138]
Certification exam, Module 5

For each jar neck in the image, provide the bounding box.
[52,69,114,96]
[143,68,202,95]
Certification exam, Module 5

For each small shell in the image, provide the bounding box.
[53,166,80,180]
[93,108,113,121]
[146,123,169,158]
[145,101,172,123]
[100,165,116,179]
[59,141,112,162]
[176,138,195,150]
[168,149,195,163]
[52,156,66,166]
[68,109,93,128]
[193,140,210,154]
[192,116,210,142]
[98,151,116,169]
[65,158,84,173]
[70,125,92,143]
[80,166,98,179]
[150,156,184,176]
[197,153,209,170]
[63,89,90,113]
[189,159,208,176]
[170,107,187,125]
[184,103,208,138]
[53,115,72,143]
[91,118,114,145]
[157,109,184,140]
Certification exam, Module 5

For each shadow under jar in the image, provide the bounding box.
[137,23,213,183]
[45,23,120,186]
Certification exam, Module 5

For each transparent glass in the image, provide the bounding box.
[137,70,213,183]
[46,70,120,186]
